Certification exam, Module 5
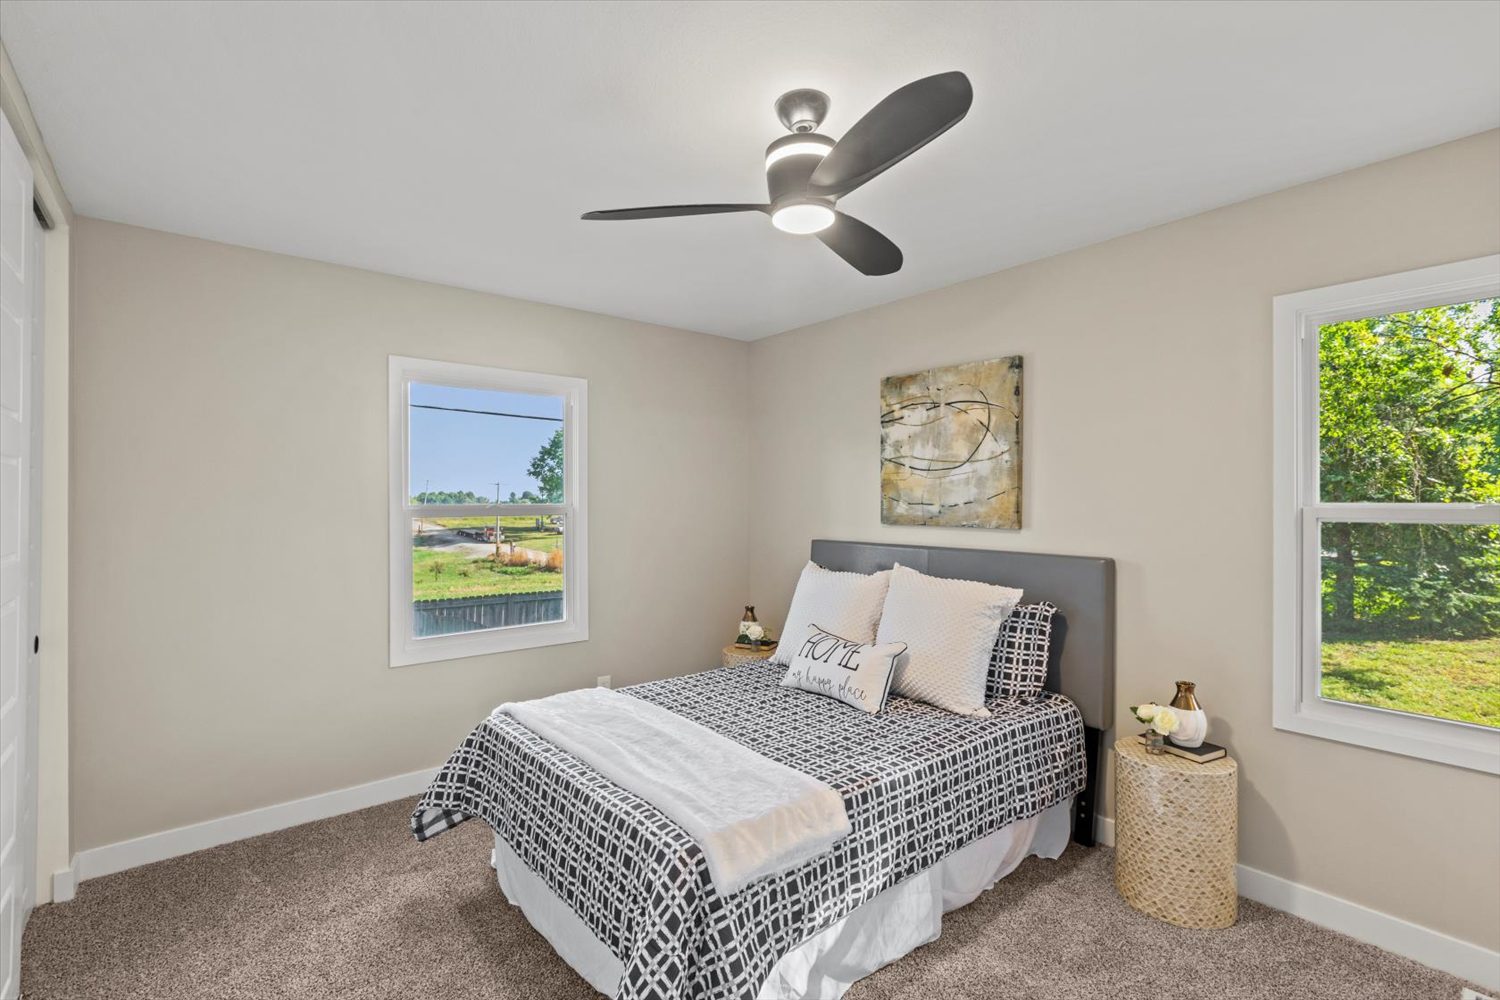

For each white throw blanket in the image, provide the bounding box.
[499,687,851,896]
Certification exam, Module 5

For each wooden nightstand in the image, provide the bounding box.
[721,644,777,668]
[1113,737,1239,929]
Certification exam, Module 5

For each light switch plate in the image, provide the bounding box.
[597,675,611,688]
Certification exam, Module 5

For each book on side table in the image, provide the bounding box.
[1135,734,1227,763]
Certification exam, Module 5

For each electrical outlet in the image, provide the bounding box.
[597,675,611,689]
[1460,989,1496,1000]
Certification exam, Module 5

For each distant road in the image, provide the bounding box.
[414,520,549,563]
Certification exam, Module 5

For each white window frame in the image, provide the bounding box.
[1272,255,1500,773]
[388,356,588,667]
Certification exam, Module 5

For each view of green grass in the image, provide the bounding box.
[1322,635,1500,728]
[411,545,562,601]
[412,515,565,602]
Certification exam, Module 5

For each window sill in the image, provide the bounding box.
[390,619,589,668]
[1273,696,1500,774]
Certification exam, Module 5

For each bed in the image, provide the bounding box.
[412,540,1115,1000]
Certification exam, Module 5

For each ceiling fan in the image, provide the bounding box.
[580,71,973,276]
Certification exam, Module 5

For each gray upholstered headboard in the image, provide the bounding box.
[810,540,1116,731]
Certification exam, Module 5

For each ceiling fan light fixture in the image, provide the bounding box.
[764,136,834,169]
[770,200,835,235]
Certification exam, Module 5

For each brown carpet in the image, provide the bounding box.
[21,798,1475,1000]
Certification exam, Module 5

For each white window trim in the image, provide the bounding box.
[388,356,588,667]
[1272,255,1500,774]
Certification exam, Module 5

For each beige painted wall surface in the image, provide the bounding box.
[69,219,750,852]
[748,130,1500,948]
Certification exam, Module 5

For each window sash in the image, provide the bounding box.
[1272,256,1500,774]
[1301,503,1498,524]
[389,356,588,667]
[1296,511,1495,719]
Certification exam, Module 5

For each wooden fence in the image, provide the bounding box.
[414,591,564,637]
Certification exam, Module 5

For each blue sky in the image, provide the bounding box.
[409,383,563,500]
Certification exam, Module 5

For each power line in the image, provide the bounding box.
[411,403,562,422]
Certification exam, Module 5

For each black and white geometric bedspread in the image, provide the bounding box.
[411,662,1085,1000]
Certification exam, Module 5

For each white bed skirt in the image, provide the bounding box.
[491,796,1074,1000]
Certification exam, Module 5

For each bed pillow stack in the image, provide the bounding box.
[876,564,1023,717]
[773,559,1047,717]
[770,562,892,667]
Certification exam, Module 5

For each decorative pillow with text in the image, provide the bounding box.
[780,624,907,715]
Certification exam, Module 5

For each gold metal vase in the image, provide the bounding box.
[1169,680,1209,748]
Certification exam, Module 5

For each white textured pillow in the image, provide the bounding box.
[771,562,892,667]
[780,624,907,714]
[876,564,1023,717]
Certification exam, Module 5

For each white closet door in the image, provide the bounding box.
[0,105,38,1000]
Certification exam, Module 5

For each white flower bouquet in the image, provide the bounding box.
[1130,702,1179,753]
[735,621,773,648]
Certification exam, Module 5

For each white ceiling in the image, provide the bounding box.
[3,1,1498,340]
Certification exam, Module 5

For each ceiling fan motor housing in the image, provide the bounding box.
[765,132,835,211]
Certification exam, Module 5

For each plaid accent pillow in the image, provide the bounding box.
[988,601,1058,701]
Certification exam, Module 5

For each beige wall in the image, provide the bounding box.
[747,130,1500,949]
[69,219,751,852]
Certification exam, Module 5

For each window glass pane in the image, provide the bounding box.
[409,383,564,505]
[412,514,565,637]
[1319,520,1500,728]
[1318,298,1498,503]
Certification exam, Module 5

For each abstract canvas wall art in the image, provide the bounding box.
[880,356,1022,528]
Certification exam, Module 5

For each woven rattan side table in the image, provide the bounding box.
[1113,737,1238,929]
[721,644,777,668]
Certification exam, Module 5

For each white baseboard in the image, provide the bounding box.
[1093,816,1499,990]
[71,766,438,885]
[50,863,76,903]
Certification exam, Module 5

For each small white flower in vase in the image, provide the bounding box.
[1130,702,1179,754]
[736,616,767,648]
[1151,708,1179,736]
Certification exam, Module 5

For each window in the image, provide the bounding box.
[389,357,587,666]
[1273,256,1499,772]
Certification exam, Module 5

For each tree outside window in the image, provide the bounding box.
[1317,298,1499,728]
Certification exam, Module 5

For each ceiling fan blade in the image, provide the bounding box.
[816,212,903,276]
[807,71,972,200]
[581,204,769,221]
